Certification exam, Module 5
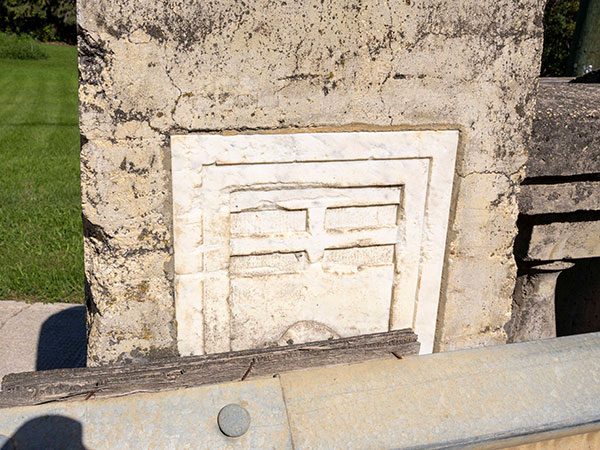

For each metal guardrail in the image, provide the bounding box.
[1,333,599,449]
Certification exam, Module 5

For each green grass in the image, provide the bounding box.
[0,43,83,303]
[0,32,47,60]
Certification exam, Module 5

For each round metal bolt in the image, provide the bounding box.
[217,404,251,438]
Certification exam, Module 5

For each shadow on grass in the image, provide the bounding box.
[36,306,86,371]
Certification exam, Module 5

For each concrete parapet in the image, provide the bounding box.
[78,0,545,364]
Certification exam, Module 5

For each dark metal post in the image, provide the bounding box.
[569,0,600,76]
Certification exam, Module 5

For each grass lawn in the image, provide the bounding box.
[0,43,83,303]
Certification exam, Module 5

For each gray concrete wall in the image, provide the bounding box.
[78,0,546,365]
[508,80,600,343]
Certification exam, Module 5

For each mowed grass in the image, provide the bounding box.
[0,44,83,303]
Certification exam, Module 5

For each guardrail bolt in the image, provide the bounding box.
[217,404,251,438]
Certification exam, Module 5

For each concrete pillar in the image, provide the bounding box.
[506,261,575,343]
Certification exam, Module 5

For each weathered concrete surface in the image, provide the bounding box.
[505,430,600,450]
[528,82,600,178]
[509,81,600,345]
[525,221,600,261]
[571,69,600,83]
[519,182,600,215]
[78,0,546,364]
[0,301,85,381]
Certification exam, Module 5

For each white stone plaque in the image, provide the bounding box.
[171,131,458,355]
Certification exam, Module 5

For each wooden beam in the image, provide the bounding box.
[0,329,418,408]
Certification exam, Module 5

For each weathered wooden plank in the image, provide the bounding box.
[0,329,418,408]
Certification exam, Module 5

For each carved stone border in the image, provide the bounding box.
[172,130,458,354]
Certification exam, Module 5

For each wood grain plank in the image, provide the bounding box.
[0,329,418,408]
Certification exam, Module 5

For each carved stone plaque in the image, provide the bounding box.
[172,131,458,355]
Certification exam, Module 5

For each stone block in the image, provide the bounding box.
[519,182,600,214]
[528,83,600,178]
[78,0,545,364]
[525,221,600,261]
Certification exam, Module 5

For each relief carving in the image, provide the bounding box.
[172,131,458,355]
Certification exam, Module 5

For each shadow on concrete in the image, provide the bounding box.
[1,415,86,450]
[36,306,86,371]
[556,258,600,336]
